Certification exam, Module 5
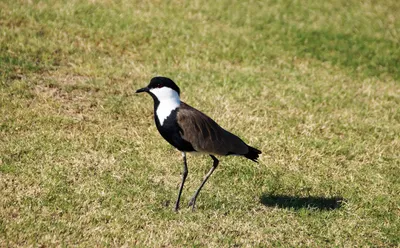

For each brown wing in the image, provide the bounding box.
[177,102,248,155]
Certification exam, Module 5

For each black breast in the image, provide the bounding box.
[154,108,195,152]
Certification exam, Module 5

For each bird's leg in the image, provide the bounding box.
[175,152,188,212]
[188,155,219,210]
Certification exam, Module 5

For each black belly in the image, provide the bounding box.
[155,110,195,152]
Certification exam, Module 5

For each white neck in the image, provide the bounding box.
[150,87,180,125]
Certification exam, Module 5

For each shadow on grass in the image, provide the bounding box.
[282,28,400,80]
[260,194,344,210]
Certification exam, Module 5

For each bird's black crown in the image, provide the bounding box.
[149,77,180,95]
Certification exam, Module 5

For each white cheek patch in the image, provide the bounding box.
[150,87,180,125]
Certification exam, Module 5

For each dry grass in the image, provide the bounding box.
[1,0,399,246]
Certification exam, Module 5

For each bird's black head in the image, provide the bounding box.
[136,77,180,95]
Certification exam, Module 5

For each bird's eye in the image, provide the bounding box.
[157,84,162,88]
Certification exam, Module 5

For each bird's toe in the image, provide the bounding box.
[188,198,196,209]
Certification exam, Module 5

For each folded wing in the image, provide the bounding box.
[177,102,249,156]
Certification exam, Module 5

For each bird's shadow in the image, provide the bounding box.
[260,193,344,210]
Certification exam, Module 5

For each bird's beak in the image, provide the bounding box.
[135,87,149,93]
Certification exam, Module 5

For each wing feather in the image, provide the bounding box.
[177,102,248,155]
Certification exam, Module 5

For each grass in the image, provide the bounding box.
[1,0,399,246]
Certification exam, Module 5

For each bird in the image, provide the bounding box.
[136,77,261,211]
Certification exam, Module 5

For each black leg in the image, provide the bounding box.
[188,155,219,210]
[175,152,188,212]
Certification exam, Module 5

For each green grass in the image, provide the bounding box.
[1,0,399,246]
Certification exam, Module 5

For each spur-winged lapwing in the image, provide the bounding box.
[136,77,261,211]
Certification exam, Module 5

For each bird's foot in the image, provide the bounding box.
[188,197,196,211]
[174,201,180,212]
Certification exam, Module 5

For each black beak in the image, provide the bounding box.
[136,87,149,93]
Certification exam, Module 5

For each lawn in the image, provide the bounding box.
[1,0,399,246]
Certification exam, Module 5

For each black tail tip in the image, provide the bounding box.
[245,146,262,162]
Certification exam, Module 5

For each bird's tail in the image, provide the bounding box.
[244,145,262,162]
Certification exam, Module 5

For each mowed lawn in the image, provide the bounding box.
[1,0,399,246]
